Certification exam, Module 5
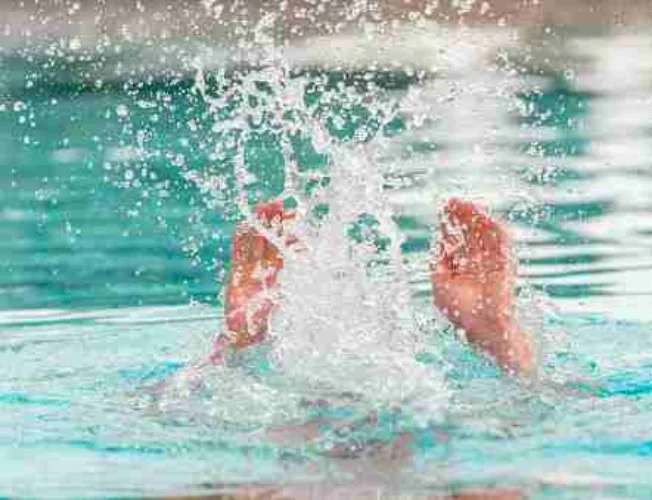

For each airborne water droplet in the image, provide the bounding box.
[116,105,129,118]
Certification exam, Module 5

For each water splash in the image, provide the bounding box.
[269,146,447,416]
[170,21,452,423]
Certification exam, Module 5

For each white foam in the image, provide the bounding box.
[186,58,450,415]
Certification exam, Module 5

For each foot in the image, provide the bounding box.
[431,198,534,376]
[211,201,293,363]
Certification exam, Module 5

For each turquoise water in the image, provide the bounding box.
[3,27,652,498]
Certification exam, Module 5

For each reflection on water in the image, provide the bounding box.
[3,23,652,497]
[369,28,652,323]
[3,27,652,320]
[3,305,652,497]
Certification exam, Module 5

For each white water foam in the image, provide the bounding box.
[268,147,448,416]
[177,30,451,421]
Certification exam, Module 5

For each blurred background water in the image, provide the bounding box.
[3,1,652,498]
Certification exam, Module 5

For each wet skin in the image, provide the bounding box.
[214,197,534,376]
[211,200,291,363]
[207,198,535,488]
[431,198,535,376]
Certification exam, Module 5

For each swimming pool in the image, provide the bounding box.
[2,21,652,498]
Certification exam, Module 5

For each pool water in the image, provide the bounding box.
[3,24,652,498]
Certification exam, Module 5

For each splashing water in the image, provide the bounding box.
[269,148,448,416]
[7,7,652,495]
[166,52,452,426]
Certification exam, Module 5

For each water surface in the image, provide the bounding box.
[2,25,652,498]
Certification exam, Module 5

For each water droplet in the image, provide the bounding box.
[69,37,82,51]
[116,104,129,118]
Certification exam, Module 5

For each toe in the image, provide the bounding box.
[440,197,509,275]
[254,200,286,227]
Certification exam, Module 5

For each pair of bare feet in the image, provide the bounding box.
[212,198,534,377]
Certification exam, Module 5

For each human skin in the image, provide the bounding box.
[211,200,290,363]
[431,198,535,376]
[207,198,533,491]
[214,197,534,376]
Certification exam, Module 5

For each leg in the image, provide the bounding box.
[431,198,535,376]
[211,201,292,363]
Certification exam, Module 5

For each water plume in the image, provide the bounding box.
[183,42,449,422]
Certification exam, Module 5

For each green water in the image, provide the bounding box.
[0,62,420,310]
[3,27,652,498]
